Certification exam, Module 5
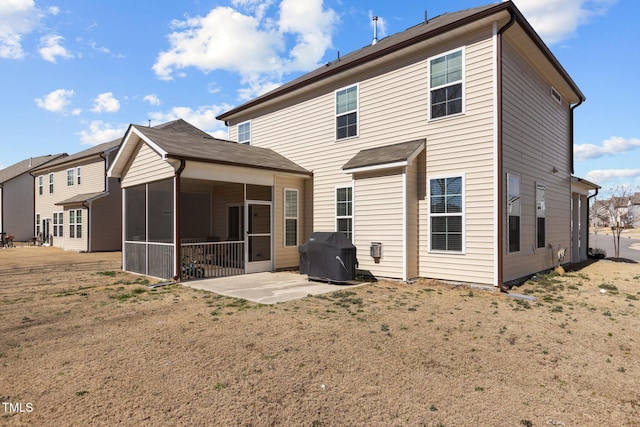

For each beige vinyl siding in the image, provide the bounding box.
[121,143,175,188]
[406,154,422,279]
[501,39,572,282]
[229,27,496,281]
[274,175,305,270]
[353,169,404,279]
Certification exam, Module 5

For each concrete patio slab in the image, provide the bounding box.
[183,271,367,304]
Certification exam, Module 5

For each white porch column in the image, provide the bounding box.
[571,193,581,263]
[580,194,589,261]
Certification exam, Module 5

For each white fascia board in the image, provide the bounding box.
[343,160,408,174]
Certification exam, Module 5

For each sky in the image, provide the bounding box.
[0,0,637,194]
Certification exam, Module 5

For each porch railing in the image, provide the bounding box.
[180,241,245,279]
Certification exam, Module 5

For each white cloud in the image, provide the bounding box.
[585,169,640,186]
[48,6,59,15]
[0,0,43,59]
[39,34,73,62]
[148,104,232,135]
[511,0,617,44]
[34,88,75,112]
[91,92,120,113]
[78,120,127,145]
[153,0,338,100]
[574,136,640,161]
[143,94,161,106]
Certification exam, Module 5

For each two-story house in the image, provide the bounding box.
[31,139,122,252]
[0,154,67,242]
[109,1,597,286]
[216,1,597,286]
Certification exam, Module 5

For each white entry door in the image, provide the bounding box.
[245,201,272,273]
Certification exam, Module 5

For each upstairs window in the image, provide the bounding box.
[336,85,358,140]
[77,167,81,185]
[238,121,251,144]
[429,49,463,119]
[48,173,54,194]
[38,176,43,195]
[67,169,75,186]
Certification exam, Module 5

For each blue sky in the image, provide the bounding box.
[1,0,637,193]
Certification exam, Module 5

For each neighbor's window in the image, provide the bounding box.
[336,187,353,240]
[238,121,251,144]
[429,176,463,252]
[48,173,54,193]
[67,169,75,186]
[53,212,63,237]
[35,214,41,236]
[536,184,546,248]
[69,209,82,239]
[429,48,463,119]
[38,176,43,195]
[507,174,521,253]
[336,85,358,139]
[77,167,81,185]
[284,189,298,247]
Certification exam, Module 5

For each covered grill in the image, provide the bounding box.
[299,232,357,283]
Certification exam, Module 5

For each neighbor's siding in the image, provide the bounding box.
[89,177,122,251]
[229,27,497,282]
[121,143,175,188]
[2,173,35,241]
[501,39,572,282]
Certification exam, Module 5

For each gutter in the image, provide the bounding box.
[496,9,516,292]
[175,159,186,280]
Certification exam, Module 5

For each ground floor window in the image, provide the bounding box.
[35,214,41,236]
[336,187,353,240]
[69,209,82,239]
[507,174,521,253]
[429,176,463,251]
[284,189,298,247]
[53,212,64,237]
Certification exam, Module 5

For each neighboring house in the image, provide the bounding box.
[215,1,597,287]
[0,154,67,241]
[31,138,122,252]
[108,120,310,279]
[627,193,640,228]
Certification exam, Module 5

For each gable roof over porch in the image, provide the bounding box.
[109,122,311,179]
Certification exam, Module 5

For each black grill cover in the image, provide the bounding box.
[299,232,357,283]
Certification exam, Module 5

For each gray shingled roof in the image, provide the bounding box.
[55,192,108,205]
[31,138,120,172]
[0,154,67,184]
[218,1,583,121]
[343,139,425,171]
[131,125,311,176]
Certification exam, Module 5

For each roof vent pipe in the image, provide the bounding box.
[424,10,428,23]
[372,16,378,45]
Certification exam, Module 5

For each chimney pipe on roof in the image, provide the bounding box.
[372,16,378,45]
[424,10,428,23]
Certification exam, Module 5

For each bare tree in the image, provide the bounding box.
[605,186,632,258]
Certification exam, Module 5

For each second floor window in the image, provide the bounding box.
[336,85,358,140]
[238,121,251,144]
[429,48,463,119]
[49,173,54,193]
[67,169,75,186]
[77,167,81,185]
[38,176,43,195]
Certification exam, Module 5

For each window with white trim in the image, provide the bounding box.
[67,169,75,186]
[336,187,353,240]
[429,176,463,252]
[536,184,546,248]
[238,121,251,144]
[53,212,64,237]
[284,189,298,247]
[429,48,463,119]
[77,167,81,185]
[38,176,43,195]
[69,209,82,239]
[48,173,54,193]
[335,85,358,139]
[35,214,41,236]
[507,174,521,253]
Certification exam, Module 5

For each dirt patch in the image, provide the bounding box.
[1,247,640,426]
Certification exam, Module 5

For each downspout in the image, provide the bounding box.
[100,152,109,192]
[83,201,91,252]
[496,9,516,291]
[175,160,186,280]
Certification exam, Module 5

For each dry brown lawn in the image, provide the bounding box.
[1,247,640,426]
